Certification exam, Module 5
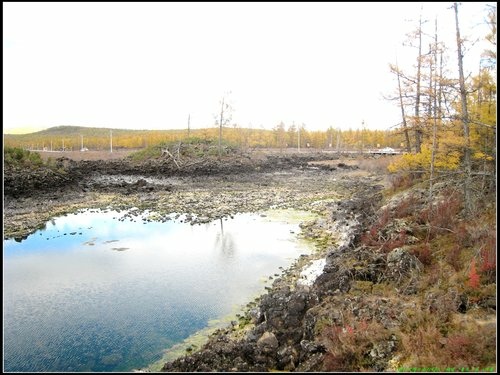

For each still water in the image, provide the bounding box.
[3,208,313,372]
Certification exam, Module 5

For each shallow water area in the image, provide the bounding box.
[3,207,315,372]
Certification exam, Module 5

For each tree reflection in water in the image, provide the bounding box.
[214,218,236,260]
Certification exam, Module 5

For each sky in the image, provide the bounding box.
[3,2,495,134]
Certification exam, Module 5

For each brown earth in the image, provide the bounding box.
[37,149,138,161]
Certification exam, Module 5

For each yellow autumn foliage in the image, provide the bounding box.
[473,151,495,161]
[388,144,461,174]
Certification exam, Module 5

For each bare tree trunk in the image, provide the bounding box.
[428,18,439,224]
[415,12,423,153]
[437,50,444,147]
[219,97,224,159]
[427,43,433,140]
[454,2,473,216]
[493,126,497,192]
[395,60,412,152]
[361,120,365,154]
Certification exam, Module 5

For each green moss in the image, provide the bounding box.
[350,280,374,296]
[372,282,395,296]
[314,316,334,335]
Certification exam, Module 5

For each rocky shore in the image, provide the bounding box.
[7,150,487,372]
[157,175,400,372]
[3,151,364,240]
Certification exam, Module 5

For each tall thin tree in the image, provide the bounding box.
[414,10,424,153]
[428,17,439,229]
[216,92,233,158]
[394,59,412,152]
[454,2,473,216]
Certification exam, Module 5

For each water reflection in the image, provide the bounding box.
[3,208,313,372]
[214,218,236,260]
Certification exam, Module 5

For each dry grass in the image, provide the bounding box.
[399,310,496,369]
[321,315,390,371]
[323,178,496,371]
[356,156,395,174]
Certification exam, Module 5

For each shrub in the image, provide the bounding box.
[128,144,163,161]
[419,189,462,239]
[381,230,407,253]
[360,210,409,253]
[389,173,415,191]
[357,157,393,174]
[445,244,462,271]
[4,146,43,168]
[399,309,496,369]
[127,138,240,162]
[446,324,496,367]
[393,193,419,219]
[453,222,473,247]
[467,260,480,289]
[478,230,496,283]
[360,208,390,247]
[321,318,389,371]
[411,242,432,266]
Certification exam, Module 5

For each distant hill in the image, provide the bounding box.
[3,125,272,151]
[5,125,147,137]
[3,125,192,151]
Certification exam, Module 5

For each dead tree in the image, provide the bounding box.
[161,145,181,169]
[454,2,473,217]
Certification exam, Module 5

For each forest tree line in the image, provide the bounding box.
[3,125,407,152]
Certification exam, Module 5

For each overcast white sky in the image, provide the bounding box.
[3,2,494,134]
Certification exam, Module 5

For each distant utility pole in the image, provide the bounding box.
[80,135,84,151]
[110,130,113,153]
[336,129,341,154]
[187,114,191,138]
[62,139,65,151]
[361,119,365,154]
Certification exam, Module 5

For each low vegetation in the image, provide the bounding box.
[317,156,496,371]
[127,137,240,162]
[4,146,44,168]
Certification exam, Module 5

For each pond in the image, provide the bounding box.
[3,208,315,372]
